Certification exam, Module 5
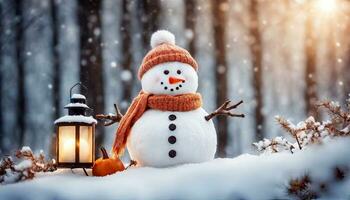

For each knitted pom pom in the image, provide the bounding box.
[150,30,175,48]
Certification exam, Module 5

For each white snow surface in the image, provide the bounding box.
[150,30,176,48]
[1,138,349,199]
[64,103,89,108]
[20,146,32,153]
[71,94,86,99]
[13,160,32,171]
[54,115,97,124]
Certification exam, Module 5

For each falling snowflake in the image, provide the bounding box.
[94,28,101,36]
[185,29,194,40]
[110,62,117,68]
[121,70,132,81]
[217,65,226,74]
[81,59,87,66]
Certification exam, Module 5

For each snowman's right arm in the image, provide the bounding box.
[95,103,124,126]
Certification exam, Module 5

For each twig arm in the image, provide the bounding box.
[95,103,123,126]
[205,100,245,121]
[125,160,137,169]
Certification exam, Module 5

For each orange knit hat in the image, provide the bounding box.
[138,30,198,79]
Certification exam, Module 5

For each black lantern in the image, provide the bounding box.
[54,83,96,169]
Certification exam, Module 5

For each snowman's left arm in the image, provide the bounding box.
[95,103,124,126]
[205,100,245,121]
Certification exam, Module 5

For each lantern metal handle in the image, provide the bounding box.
[69,82,94,115]
[69,82,88,98]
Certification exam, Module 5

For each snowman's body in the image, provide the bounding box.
[127,108,216,167]
[121,31,218,167]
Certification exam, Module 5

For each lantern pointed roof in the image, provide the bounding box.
[55,93,97,125]
[64,93,91,110]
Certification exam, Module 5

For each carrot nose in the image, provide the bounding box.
[169,76,185,84]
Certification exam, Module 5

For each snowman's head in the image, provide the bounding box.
[138,30,199,95]
[141,62,198,95]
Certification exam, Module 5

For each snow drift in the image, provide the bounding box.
[0,137,349,200]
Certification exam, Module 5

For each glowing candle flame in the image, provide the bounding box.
[62,138,75,162]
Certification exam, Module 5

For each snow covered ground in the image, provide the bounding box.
[0,138,349,200]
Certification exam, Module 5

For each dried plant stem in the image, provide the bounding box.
[96,103,123,126]
[205,100,245,121]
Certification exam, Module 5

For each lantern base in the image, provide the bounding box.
[82,168,89,176]
[70,167,89,176]
[57,163,93,168]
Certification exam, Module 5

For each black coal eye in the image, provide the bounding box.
[164,70,169,75]
[177,70,181,75]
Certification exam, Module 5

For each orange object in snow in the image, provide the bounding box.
[168,76,185,84]
[92,147,125,176]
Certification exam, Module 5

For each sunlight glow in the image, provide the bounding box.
[314,0,337,14]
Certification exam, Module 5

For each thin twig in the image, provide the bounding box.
[205,100,245,121]
[125,160,137,170]
[316,101,349,123]
[95,103,123,126]
[276,117,303,150]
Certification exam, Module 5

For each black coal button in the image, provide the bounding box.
[168,150,176,158]
[168,136,176,144]
[168,114,176,121]
[169,124,176,131]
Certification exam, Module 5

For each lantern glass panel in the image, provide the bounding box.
[79,126,93,163]
[58,126,76,163]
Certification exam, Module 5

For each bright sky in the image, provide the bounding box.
[314,0,338,14]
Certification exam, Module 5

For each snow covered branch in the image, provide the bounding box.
[275,116,303,150]
[253,136,295,154]
[254,94,350,154]
[96,103,123,126]
[0,146,57,184]
[287,166,349,199]
[250,95,350,199]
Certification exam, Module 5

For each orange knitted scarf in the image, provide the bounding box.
[112,91,202,156]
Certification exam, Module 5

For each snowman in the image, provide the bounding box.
[97,30,244,167]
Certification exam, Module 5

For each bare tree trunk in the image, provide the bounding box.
[0,1,3,150]
[50,0,60,156]
[248,0,264,141]
[120,0,133,113]
[78,0,105,148]
[304,4,318,118]
[281,0,293,96]
[343,10,350,101]
[344,35,350,99]
[211,0,228,157]
[51,0,60,123]
[137,0,160,51]
[15,0,26,147]
[281,0,291,70]
[345,55,350,100]
[185,0,196,56]
[326,19,338,99]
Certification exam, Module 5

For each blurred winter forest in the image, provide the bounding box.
[0,0,349,158]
